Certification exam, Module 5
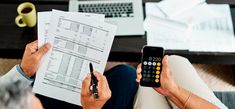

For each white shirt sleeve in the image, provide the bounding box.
[0,64,33,85]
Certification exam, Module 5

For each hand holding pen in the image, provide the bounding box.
[89,63,99,100]
[81,63,112,109]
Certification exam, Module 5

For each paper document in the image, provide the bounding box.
[173,3,217,25]
[145,2,235,52]
[144,16,189,50]
[38,11,105,47]
[189,4,235,52]
[156,0,205,18]
[33,10,117,106]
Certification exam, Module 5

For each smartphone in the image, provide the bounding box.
[140,46,164,87]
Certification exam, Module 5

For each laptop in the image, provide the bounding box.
[69,0,144,36]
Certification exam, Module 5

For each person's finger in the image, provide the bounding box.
[93,72,107,98]
[30,40,38,46]
[136,74,142,83]
[137,64,142,74]
[28,40,38,51]
[162,55,169,74]
[24,40,38,55]
[137,64,141,72]
[81,74,92,96]
[100,76,111,99]
[136,64,142,82]
[34,43,51,59]
[102,76,109,90]
[93,71,103,83]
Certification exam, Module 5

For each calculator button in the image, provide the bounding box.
[156,67,161,71]
[143,61,147,65]
[144,78,150,82]
[142,78,147,81]
[156,71,160,74]
[147,74,151,77]
[152,62,156,66]
[155,75,160,78]
[143,66,147,69]
[148,62,152,66]
[157,62,161,66]
[143,74,146,77]
[155,79,159,83]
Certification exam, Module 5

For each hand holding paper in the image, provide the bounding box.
[33,10,117,106]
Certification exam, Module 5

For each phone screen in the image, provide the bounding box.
[140,46,164,87]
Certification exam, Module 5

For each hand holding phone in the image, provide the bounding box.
[140,46,164,87]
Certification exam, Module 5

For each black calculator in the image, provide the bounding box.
[140,46,164,87]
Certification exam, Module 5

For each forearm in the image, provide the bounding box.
[167,85,219,109]
[0,65,33,85]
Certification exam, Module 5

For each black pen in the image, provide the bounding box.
[89,63,99,100]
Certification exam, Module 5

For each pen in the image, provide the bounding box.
[89,63,99,100]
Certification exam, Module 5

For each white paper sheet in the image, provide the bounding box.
[189,4,235,52]
[156,0,205,18]
[38,11,105,48]
[173,3,218,25]
[145,2,235,52]
[144,16,189,50]
[145,3,166,18]
[33,10,117,106]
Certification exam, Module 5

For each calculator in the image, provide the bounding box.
[140,46,164,87]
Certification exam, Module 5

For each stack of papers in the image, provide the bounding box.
[33,10,117,106]
[145,0,235,52]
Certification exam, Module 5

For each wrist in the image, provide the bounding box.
[167,85,191,108]
[16,64,34,81]
[20,64,33,77]
[166,83,180,99]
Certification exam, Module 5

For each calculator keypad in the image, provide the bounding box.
[142,61,162,83]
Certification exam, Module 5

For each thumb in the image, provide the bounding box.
[35,43,51,58]
[162,55,169,73]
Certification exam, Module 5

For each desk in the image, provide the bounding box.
[1,0,235,64]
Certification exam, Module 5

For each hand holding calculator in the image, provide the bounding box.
[140,46,164,87]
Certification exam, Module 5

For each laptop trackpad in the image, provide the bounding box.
[106,20,118,26]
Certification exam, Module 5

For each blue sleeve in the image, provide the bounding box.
[16,64,34,81]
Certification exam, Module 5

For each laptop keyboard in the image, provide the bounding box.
[78,2,134,18]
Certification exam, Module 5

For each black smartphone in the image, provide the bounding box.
[140,46,164,87]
